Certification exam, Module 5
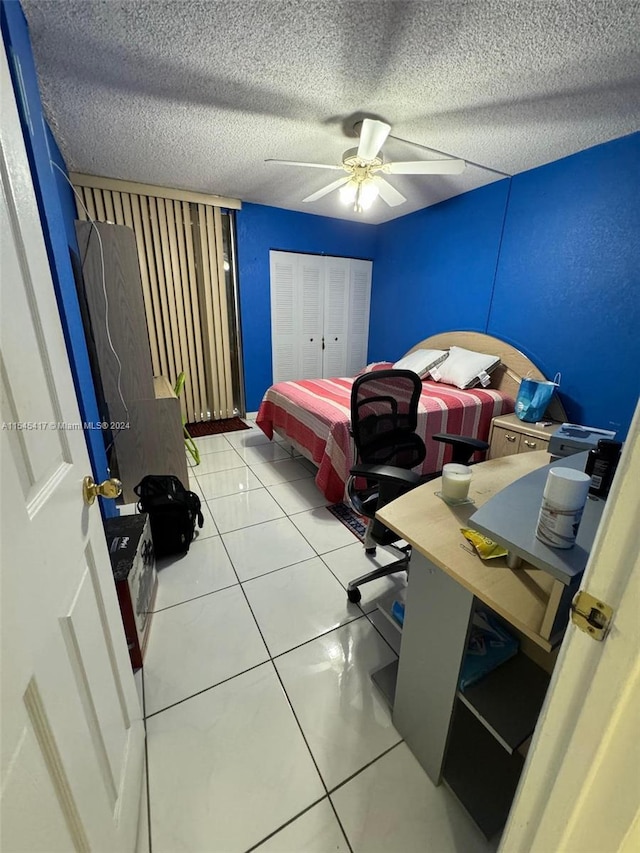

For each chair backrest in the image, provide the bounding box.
[351,369,426,470]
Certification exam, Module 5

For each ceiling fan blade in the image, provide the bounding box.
[303,176,351,203]
[372,176,406,207]
[357,119,391,162]
[266,159,344,171]
[384,159,466,175]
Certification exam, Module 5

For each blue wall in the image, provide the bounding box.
[236,202,377,410]
[2,0,114,514]
[487,133,639,435]
[369,179,511,359]
[369,134,640,437]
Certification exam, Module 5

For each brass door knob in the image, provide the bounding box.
[83,475,123,506]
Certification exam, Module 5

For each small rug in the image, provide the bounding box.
[326,502,367,542]
[185,417,250,437]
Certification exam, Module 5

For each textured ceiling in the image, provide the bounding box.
[22,0,640,224]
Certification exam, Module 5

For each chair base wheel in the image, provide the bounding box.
[365,547,376,555]
[347,587,362,603]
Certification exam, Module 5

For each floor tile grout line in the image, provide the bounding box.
[143,659,269,720]
[242,796,328,853]
[316,550,406,653]
[269,659,334,796]
[140,668,153,853]
[326,794,355,853]
[150,580,241,614]
[266,658,358,853]
[318,559,404,658]
[248,469,315,490]
[327,739,405,797]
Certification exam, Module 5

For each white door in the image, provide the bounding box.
[322,256,349,377]
[0,42,144,853]
[298,253,324,379]
[500,399,640,852]
[270,251,372,382]
[269,251,297,383]
[346,259,372,376]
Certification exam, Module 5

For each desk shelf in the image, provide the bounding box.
[375,589,405,633]
[457,653,550,754]
[367,589,405,656]
[444,702,525,840]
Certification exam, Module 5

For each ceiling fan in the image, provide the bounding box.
[266,118,466,213]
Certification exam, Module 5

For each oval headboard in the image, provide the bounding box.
[404,331,567,422]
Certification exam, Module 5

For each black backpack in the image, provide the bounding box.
[134,475,204,558]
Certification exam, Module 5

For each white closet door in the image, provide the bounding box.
[346,259,372,375]
[322,256,350,377]
[298,254,324,379]
[270,251,298,383]
[270,251,371,384]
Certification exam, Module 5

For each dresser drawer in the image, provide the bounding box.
[490,426,522,457]
[520,435,549,454]
[489,415,555,459]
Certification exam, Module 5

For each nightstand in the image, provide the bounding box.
[489,413,559,459]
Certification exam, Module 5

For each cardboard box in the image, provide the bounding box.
[105,513,157,670]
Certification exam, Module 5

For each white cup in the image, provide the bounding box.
[441,463,472,502]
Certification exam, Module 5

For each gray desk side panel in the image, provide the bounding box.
[393,552,474,784]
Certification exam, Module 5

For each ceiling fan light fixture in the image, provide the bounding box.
[339,179,358,205]
[358,178,379,211]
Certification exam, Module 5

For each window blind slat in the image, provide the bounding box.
[164,199,192,420]
[173,200,200,421]
[198,203,220,419]
[183,202,208,420]
[129,193,162,377]
[213,206,234,418]
[147,196,177,381]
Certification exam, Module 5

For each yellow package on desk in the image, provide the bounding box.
[461,528,508,560]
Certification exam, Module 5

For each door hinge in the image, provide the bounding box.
[570,590,614,641]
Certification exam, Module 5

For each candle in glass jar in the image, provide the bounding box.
[441,464,472,502]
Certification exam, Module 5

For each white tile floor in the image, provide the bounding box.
[135,417,498,853]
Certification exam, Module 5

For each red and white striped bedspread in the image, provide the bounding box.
[256,376,514,504]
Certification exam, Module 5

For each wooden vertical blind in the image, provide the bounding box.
[73,179,238,422]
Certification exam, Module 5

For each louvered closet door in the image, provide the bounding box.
[270,251,372,384]
[298,254,324,379]
[346,259,373,376]
[322,257,350,377]
[270,251,298,383]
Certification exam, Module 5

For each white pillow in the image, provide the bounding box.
[430,346,500,389]
[392,349,448,378]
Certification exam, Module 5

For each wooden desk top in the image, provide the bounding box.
[376,452,560,650]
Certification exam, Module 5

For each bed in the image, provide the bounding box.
[256,332,566,504]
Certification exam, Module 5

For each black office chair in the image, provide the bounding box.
[345,369,488,603]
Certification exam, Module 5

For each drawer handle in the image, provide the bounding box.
[506,435,517,442]
[524,440,537,448]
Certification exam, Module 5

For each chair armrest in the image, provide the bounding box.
[432,433,489,465]
[350,463,423,489]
